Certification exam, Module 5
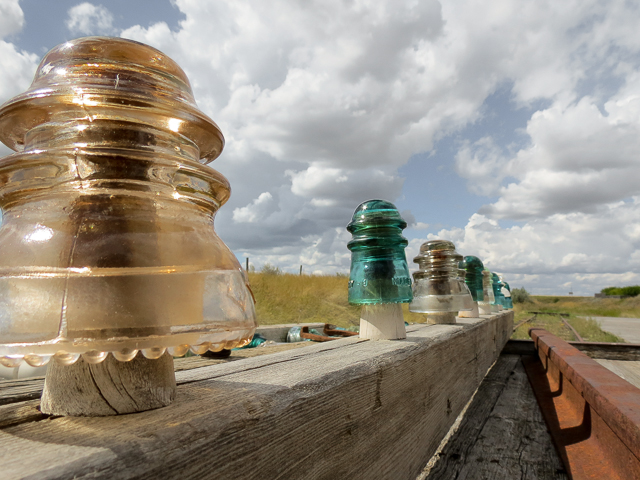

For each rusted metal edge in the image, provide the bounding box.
[299,325,359,342]
[513,314,536,332]
[527,311,572,316]
[525,328,640,479]
[559,315,585,342]
[503,338,640,360]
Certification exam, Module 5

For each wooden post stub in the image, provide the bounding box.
[359,303,406,340]
[459,302,480,318]
[41,352,176,416]
[426,312,457,324]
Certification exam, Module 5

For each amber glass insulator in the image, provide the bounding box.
[0,37,256,368]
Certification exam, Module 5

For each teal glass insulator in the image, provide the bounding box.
[346,200,412,304]
[502,280,513,309]
[236,333,267,349]
[459,255,485,302]
[492,272,506,308]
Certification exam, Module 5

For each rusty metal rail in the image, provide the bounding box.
[559,314,585,342]
[503,338,640,360]
[524,328,640,479]
[513,314,536,332]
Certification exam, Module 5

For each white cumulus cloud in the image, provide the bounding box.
[66,3,115,35]
[2,0,640,294]
[115,0,640,289]
[0,0,24,39]
[233,192,274,223]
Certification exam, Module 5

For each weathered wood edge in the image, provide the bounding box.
[422,354,567,480]
[0,312,513,480]
[0,323,453,406]
[41,352,176,416]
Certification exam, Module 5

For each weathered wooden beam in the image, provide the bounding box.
[422,354,567,480]
[0,312,512,480]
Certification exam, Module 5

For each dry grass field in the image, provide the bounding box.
[248,272,633,341]
[249,272,434,328]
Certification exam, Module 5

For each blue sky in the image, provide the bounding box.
[2,0,640,295]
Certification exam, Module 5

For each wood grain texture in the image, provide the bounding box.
[596,359,640,389]
[359,303,407,340]
[40,352,176,416]
[426,312,457,324]
[423,354,567,480]
[573,343,640,361]
[0,312,512,480]
[0,343,315,406]
[0,377,44,406]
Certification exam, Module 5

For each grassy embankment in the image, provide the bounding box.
[249,273,632,342]
[510,295,639,343]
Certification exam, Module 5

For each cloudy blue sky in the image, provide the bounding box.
[2,0,640,295]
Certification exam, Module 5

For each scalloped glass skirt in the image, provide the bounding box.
[0,266,257,367]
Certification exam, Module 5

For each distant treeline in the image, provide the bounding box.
[600,286,640,297]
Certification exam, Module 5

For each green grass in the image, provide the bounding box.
[512,314,571,341]
[511,313,623,343]
[528,295,640,318]
[567,316,623,343]
[510,297,627,342]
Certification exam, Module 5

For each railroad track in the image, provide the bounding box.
[523,311,585,342]
[513,314,536,332]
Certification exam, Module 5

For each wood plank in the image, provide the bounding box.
[596,359,640,389]
[0,378,44,406]
[571,343,640,361]
[422,355,567,480]
[0,322,490,406]
[0,312,512,480]
[0,342,316,406]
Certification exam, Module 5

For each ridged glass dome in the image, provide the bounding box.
[0,37,256,368]
[346,200,412,304]
[409,240,473,313]
[492,272,506,309]
[459,255,485,302]
[480,269,497,313]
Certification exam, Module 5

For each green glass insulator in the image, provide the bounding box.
[459,255,485,302]
[502,280,513,309]
[346,200,412,304]
[492,272,506,307]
